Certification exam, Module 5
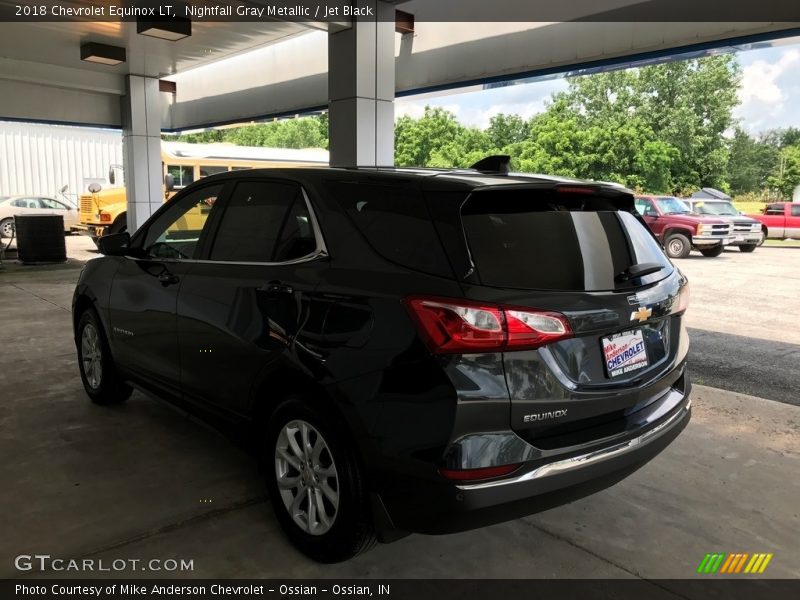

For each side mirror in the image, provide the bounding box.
[97,232,130,256]
[60,184,68,194]
[108,168,116,185]
[88,182,102,194]
[164,173,175,192]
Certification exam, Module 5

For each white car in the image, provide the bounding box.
[0,195,79,238]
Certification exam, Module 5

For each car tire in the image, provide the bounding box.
[664,233,692,259]
[0,217,15,239]
[739,244,757,253]
[263,396,376,563]
[77,309,132,405]
[700,245,724,257]
[757,227,767,246]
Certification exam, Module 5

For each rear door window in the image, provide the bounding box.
[331,182,452,278]
[209,180,316,263]
[462,190,672,291]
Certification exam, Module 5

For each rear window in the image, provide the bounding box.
[461,190,672,291]
[331,182,453,278]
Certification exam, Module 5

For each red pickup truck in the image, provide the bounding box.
[634,195,733,258]
[749,202,800,241]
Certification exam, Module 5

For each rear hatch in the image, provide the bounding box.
[453,186,688,442]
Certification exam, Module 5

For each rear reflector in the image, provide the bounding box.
[439,463,521,481]
[404,296,572,354]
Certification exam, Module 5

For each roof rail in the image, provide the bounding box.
[469,155,511,175]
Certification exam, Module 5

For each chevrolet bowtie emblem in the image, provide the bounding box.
[630,307,652,323]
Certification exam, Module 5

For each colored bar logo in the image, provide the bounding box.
[697,553,773,574]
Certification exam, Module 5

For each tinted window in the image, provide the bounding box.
[199,165,228,178]
[210,181,316,263]
[142,185,222,259]
[792,205,800,217]
[331,182,452,277]
[462,191,672,291]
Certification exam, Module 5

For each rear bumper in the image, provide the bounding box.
[379,388,691,535]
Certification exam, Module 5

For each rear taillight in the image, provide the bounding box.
[671,281,690,316]
[404,296,572,354]
[439,463,521,481]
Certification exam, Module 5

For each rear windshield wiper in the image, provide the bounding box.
[615,262,665,283]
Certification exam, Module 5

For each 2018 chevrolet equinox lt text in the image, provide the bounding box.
[72,162,692,563]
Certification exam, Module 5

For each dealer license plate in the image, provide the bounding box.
[602,329,649,378]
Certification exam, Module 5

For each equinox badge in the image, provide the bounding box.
[524,409,567,423]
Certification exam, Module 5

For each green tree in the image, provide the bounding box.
[487,113,528,149]
[560,55,741,191]
[394,107,465,166]
[727,128,778,195]
[224,117,327,149]
[767,145,800,198]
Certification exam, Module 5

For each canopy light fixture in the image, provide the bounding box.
[137,16,191,41]
[80,42,126,66]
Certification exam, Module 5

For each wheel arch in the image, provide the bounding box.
[73,293,97,342]
[663,227,694,241]
[248,365,372,467]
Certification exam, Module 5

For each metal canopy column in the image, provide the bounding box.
[121,75,162,232]
[328,1,395,167]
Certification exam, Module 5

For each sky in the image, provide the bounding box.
[395,38,800,136]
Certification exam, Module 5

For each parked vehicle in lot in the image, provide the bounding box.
[0,195,79,238]
[748,202,800,242]
[634,195,733,258]
[72,165,692,562]
[684,198,763,252]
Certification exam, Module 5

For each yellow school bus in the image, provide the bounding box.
[74,142,329,244]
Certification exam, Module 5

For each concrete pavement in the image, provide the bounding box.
[676,246,800,405]
[0,244,798,580]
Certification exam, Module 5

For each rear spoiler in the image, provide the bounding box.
[470,155,511,175]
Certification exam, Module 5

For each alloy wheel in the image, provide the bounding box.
[81,323,103,389]
[0,219,14,238]
[275,419,339,536]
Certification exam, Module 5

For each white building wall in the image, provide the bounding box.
[0,121,123,203]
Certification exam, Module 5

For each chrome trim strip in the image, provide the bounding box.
[456,401,690,491]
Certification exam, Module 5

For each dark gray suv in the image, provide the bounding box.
[73,164,691,562]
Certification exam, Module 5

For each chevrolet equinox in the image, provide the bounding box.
[72,163,692,563]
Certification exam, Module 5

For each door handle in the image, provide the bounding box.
[158,272,180,286]
[259,280,293,294]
